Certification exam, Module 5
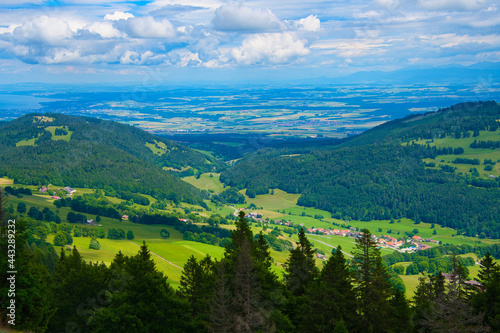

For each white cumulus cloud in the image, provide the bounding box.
[104,11,134,21]
[294,15,321,32]
[231,32,310,65]
[85,21,124,38]
[11,16,73,44]
[213,5,283,32]
[116,16,175,38]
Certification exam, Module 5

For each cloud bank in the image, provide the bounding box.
[0,0,497,76]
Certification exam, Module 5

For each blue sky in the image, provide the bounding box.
[0,0,498,84]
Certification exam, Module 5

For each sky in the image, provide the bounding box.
[0,0,498,84]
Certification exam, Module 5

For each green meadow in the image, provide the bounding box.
[15,126,73,146]
[49,222,226,289]
[184,173,226,193]
[413,129,500,178]
[15,137,37,147]
[45,126,73,142]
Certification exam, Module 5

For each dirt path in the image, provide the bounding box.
[128,241,182,269]
[230,206,239,216]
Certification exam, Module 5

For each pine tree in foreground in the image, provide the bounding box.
[470,252,500,331]
[351,229,397,333]
[298,246,358,332]
[209,260,233,333]
[283,227,318,297]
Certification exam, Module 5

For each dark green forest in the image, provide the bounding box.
[1,192,499,333]
[221,101,500,238]
[0,113,225,204]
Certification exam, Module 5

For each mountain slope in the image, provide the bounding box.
[221,101,500,238]
[0,113,224,203]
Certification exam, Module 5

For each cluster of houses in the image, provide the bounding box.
[306,227,353,237]
[377,234,437,252]
[240,212,439,254]
[305,226,440,253]
[245,212,263,219]
[39,185,76,199]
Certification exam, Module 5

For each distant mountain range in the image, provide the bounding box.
[339,64,500,85]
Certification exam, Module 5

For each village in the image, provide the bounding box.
[240,210,440,254]
[305,226,440,253]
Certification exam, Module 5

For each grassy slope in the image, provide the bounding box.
[45,126,73,142]
[413,129,500,178]
[49,222,225,289]
[183,173,226,193]
[2,180,221,288]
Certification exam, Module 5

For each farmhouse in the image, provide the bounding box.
[316,253,326,260]
[63,186,76,195]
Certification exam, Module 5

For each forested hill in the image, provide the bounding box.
[338,100,500,148]
[221,101,500,238]
[0,113,223,203]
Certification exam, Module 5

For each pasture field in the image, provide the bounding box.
[45,126,73,142]
[412,129,500,178]
[14,126,73,146]
[183,173,226,193]
[400,275,422,299]
[0,177,13,185]
[48,223,226,289]
[15,137,37,147]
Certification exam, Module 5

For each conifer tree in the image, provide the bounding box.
[351,229,394,333]
[449,252,470,299]
[470,252,500,331]
[420,289,488,333]
[476,252,498,283]
[299,246,358,332]
[219,210,289,332]
[209,260,233,333]
[413,272,446,332]
[390,289,412,333]
[49,246,110,332]
[283,227,318,297]
[232,240,266,332]
[225,211,254,261]
[178,254,215,327]
[91,241,194,332]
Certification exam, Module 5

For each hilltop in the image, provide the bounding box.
[221,101,500,238]
[0,113,225,203]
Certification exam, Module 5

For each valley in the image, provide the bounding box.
[2,162,499,297]
[2,102,500,331]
